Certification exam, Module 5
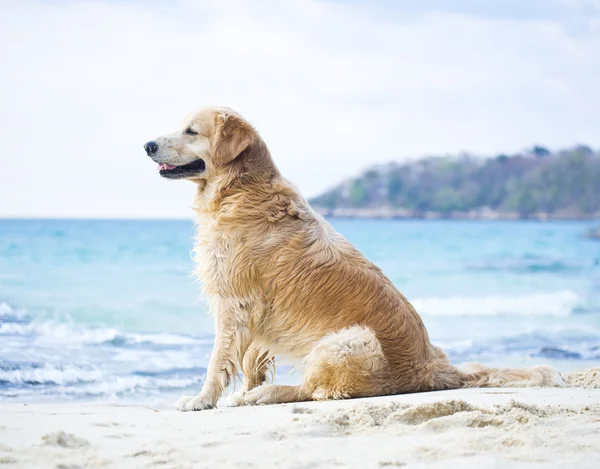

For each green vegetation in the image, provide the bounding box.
[309,146,600,218]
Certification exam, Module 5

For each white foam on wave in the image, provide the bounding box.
[0,302,12,316]
[0,301,26,320]
[0,321,117,342]
[0,363,203,398]
[412,290,581,317]
[0,364,104,386]
[0,319,206,346]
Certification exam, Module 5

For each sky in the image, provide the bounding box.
[1,0,599,218]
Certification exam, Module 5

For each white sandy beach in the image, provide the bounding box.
[1,368,599,469]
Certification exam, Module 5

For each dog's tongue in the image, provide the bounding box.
[158,163,177,171]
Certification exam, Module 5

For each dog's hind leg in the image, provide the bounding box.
[230,384,311,406]
[303,325,386,400]
[231,325,386,406]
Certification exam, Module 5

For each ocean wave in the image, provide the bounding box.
[412,290,581,317]
[0,302,12,317]
[0,303,212,401]
[535,347,584,359]
[0,362,206,401]
[0,362,103,387]
[0,318,208,348]
[439,331,600,362]
[0,302,28,323]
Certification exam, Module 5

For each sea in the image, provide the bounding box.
[1,218,599,405]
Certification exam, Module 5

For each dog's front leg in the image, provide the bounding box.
[177,296,244,411]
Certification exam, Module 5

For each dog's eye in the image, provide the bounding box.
[185,128,198,136]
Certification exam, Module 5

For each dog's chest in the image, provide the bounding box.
[193,215,254,298]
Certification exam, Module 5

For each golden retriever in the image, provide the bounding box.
[143,107,563,411]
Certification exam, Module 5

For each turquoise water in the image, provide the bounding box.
[1,219,600,404]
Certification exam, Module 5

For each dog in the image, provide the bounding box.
[144,107,563,411]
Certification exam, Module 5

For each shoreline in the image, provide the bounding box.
[314,208,600,222]
[2,370,599,468]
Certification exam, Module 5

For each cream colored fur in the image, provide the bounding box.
[145,107,564,412]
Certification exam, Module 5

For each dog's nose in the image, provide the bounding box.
[144,141,158,156]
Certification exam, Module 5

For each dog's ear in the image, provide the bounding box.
[212,111,253,167]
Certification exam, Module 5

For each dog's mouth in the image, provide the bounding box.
[157,159,206,179]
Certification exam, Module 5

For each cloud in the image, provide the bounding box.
[1,0,599,218]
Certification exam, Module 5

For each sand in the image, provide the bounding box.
[565,367,600,388]
[1,368,599,469]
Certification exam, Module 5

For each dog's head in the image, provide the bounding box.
[143,107,258,181]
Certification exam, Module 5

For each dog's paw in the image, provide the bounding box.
[228,391,245,407]
[176,395,215,412]
[228,388,267,406]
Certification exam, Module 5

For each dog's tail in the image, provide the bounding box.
[455,362,565,388]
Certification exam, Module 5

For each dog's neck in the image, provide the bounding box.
[192,140,281,216]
